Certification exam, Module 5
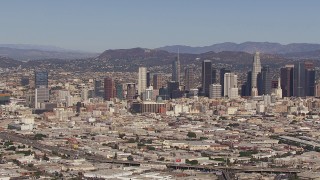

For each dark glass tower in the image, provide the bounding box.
[280,65,294,97]
[146,72,151,87]
[35,71,48,88]
[293,62,306,97]
[259,66,272,95]
[202,60,212,97]
[212,68,217,84]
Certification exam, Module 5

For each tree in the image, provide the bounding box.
[187,132,196,138]
[119,133,126,139]
[127,155,134,161]
[186,159,198,165]
[147,146,156,151]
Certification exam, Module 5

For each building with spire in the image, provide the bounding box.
[274,77,282,99]
[172,50,181,84]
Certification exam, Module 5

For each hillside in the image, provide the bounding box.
[158,42,320,54]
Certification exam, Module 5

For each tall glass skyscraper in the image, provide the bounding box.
[202,60,212,97]
[35,71,48,88]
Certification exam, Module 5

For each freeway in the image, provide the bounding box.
[0,131,300,179]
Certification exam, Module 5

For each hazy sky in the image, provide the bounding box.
[0,0,319,52]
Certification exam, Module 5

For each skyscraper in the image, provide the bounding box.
[167,81,181,99]
[258,66,272,95]
[172,56,181,83]
[35,87,49,108]
[212,68,217,84]
[126,83,136,100]
[209,84,221,99]
[146,71,151,87]
[138,67,147,95]
[305,62,316,96]
[115,82,124,100]
[185,67,195,91]
[224,73,238,98]
[202,60,212,97]
[153,74,164,90]
[280,65,294,97]
[220,68,231,97]
[35,71,48,88]
[251,52,262,93]
[94,79,103,97]
[104,77,115,101]
[34,71,49,108]
[293,62,306,97]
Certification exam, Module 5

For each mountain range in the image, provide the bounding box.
[158,42,320,55]
[0,44,98,61]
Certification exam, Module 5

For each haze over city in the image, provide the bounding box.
[1,0,320,52]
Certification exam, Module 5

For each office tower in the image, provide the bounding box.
[202,60,212,97]
[34,71,49,108]
[142,86,153,101]
[115,82,124,100]
[251,52,262,92]
[35,87,49,108]
[159,87,169,100]
[126,83,136,100]
[153,74,164,89]
[104,77,115,101]
[212,69,217,84]
[305,62,316,96]
[138,67,147,95]
[258,66,272,95]
[35,71,48,88]
[209,84,221,99]
[224,73,238,98]
[185,67,195,91]
[94,80,103,97]
[172,56,181,83]
[146,71,151,87]
[293,62,305,97]
[280,65,294,97]
[220,68,231,96]
[167,81,181,99]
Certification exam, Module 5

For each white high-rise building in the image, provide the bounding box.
[209,84,221,99]
[224,73,238,98]
[138,67,147,95]
[251,52,262,92]
[274,77,283,99]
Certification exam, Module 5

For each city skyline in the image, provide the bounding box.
[1,0,320,52]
